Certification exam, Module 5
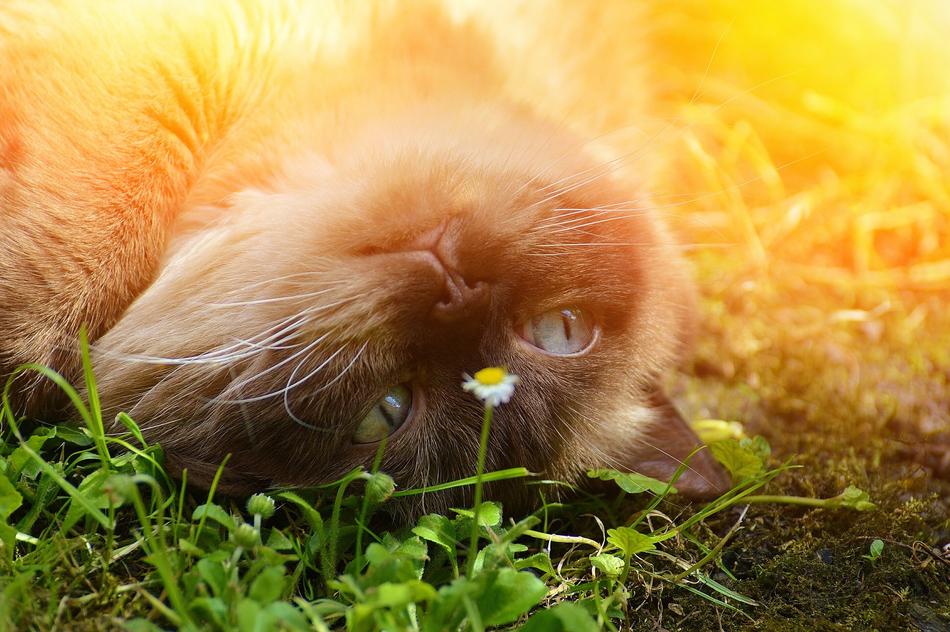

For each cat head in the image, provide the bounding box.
[91,103,729,516]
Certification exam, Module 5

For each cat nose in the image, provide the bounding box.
[411,220,489,323]
[431,267,488,323]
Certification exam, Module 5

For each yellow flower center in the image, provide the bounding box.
[473,367,507,385]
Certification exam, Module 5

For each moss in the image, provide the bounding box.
[651,257,950,631]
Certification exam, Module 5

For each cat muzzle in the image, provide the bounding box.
[406,219,492,322]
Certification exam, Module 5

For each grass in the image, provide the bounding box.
[0,306,943,630]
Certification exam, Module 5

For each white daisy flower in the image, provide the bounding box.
[462,367,519,408]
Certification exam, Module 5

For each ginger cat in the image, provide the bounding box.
[0,0,729,515]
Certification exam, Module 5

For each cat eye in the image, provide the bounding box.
[517,307,597,355]
[353,384,413,444]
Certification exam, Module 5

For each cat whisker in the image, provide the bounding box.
[92,310,312,366]
[283,354,322,431]
[624,434,722,491]
[512,115,661,201]
[508,133,565,199]
[528,153,650,213]
[540,409,570,450]
[229,270,341,293]
[222,343,348,406]
[649,149,825,207]
[231,365,260,448]
[226,336,306,352]
[535,211,654,235]
[209,332,335,404]
[532,241,666,249]
[528,159,625,210]
[526,65,803,218]
[109,415,182,436]
[551,199,653,212]
[105,293,360,368]
[534,157,617,196]
[281,343,354,431]
[537,111,699,204]
[533,207,649,229]
[561,404,635,474]
[306,340,369,397]
[531,240,735,250]
[525,244,735,257]
[96,345,264,368]
[209,315,314,361]
[531,121,663,199]
[208,285,343,307]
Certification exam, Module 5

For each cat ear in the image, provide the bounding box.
[610,392,732,499]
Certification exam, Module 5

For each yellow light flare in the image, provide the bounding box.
[646,0,950,284]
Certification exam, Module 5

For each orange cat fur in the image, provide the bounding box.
[0,1,729,514]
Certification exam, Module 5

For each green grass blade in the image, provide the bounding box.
[391,468,531,498]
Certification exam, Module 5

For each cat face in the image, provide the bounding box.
[91,105,728,515]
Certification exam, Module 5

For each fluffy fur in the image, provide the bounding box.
[0,0,728,515]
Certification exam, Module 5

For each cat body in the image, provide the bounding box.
[0,0,728,512]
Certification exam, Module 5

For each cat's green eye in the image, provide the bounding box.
[353,384,412,444]
[517,307,597,355]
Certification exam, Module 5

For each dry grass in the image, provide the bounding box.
[649,0,950,291]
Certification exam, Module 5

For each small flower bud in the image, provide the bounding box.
[231,522,260,549]
[364,472,396,505]
[103,474,136,507]
[246,493,276,520]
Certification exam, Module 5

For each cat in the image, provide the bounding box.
[0,0,730,515]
